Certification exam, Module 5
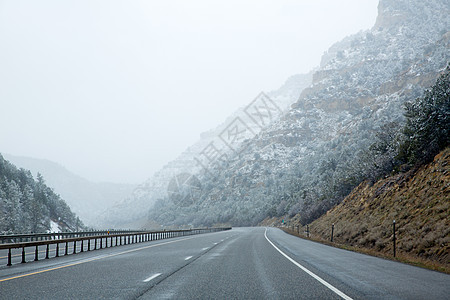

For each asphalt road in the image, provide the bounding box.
[0,227,448,299]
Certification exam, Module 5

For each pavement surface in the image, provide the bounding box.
[0,227,448,299]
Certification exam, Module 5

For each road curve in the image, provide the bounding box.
[0,227,448,299]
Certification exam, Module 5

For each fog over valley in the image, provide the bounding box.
[0,0,378,184]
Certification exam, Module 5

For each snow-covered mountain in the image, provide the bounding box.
[99,72,313,228]
[148,0,449,226]
[2,154,136,227]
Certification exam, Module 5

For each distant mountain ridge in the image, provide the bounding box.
[3,154,136,227]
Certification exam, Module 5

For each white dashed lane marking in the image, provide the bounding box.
[143,273,162,283]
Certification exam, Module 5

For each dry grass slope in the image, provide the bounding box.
[262,148,450,272]
[303,148,449,272]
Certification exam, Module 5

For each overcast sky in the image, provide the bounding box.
[0,0,378,184]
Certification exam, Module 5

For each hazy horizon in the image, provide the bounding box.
[0,0,378,184]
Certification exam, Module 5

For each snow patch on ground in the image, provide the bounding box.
[49,220,61,233]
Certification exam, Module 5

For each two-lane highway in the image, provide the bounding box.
[0,227,448,299]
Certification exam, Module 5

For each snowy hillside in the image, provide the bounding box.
[3,154,135,227]
[148,0,449,226]
[0,155,84,233]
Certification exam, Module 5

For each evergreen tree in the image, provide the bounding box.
[399,66,450,165]
[3,180,22,233]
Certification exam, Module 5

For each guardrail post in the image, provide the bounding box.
[21,247,26,263]
[46,244,50,259]
[393,220,396,258]
[94,238,97,250]
[100,238,103,249]
[65,241,68,255]
[331,224,334,242]
[88,239,91,251]
[7,249,12,266]
[73,241,77,254]
[56,243,59,257]
[35,245,39,261]
[81,240,84,252]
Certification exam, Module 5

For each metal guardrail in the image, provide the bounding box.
[0,227,231,266]
[0,230,144,244]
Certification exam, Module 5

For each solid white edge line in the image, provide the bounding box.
[264,228,353,300]
[143,273,162,282]
[185,256,193,260]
